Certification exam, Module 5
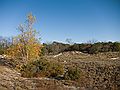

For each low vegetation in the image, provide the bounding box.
[20,58,64,78]
[64,66,81,80]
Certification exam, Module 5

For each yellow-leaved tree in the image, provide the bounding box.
[6,13,43,63]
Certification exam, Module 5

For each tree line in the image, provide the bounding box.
[42,41,120,55]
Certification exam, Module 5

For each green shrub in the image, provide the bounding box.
[20,58,64,78]
[64,67,81,80]
[47,62,64,77]
[20,63,36,78]
[0,45,4,55]
[0,49,4,55]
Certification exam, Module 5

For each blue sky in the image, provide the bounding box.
[0,0,120,43]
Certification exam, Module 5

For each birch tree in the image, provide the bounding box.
[6,13,43,63]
